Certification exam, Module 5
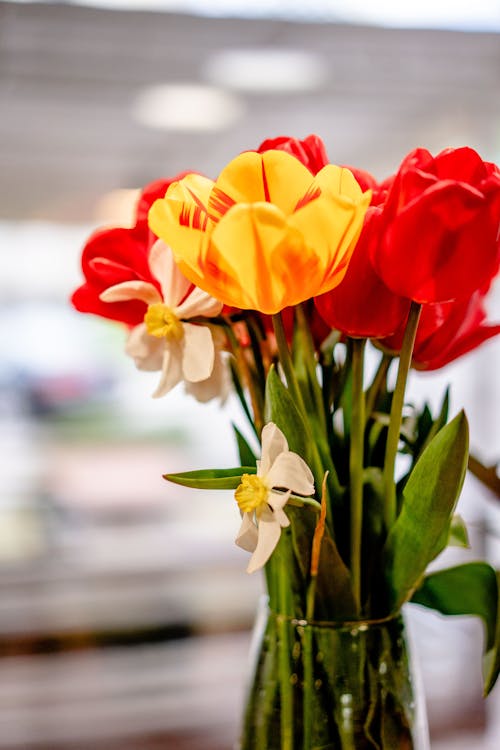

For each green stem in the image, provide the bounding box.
[272,312,337,527]
[303,578,317,750]
[296,304,327,432]
[383,302,422,530]
[225,323,264,436]
[349,338,366,614]
[278,548,294,750]
[365,353,392,419]
[272,312,307,415]
[321,362,335,447]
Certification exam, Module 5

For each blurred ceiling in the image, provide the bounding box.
[1,0,500,223]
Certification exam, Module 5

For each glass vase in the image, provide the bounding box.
[239,598,429,750]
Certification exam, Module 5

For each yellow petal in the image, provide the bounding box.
[148,173,214,285]
[289,187,371,294]
[147,156,371,314]
[207,202,309,313]
[214,150,318,216]
[315,164,366,202]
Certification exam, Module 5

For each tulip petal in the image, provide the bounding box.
[315,210,412,338]
[181,323,215,382]
[267,452,315,496]
[235,512,259,553]
[316,164,365,202]
[214,150,317,217]
[434,147,488,183]
[149,154,370,314]
[208,202,308,313]
[289,190,370,295]
[149,174,214,288]
[376,182,499,302]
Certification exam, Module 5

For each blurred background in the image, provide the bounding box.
[1,1,500,748]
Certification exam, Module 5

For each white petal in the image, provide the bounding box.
[149,240,191,306]
[273,506,291,529]
[176,286,223,319]
[125,324,163,371]
[267,490,291,517]
[152,342,183,398]
[100,281,161,305]
[235,513,258,552]
[185,350,230,404]
[260,423,289,476]
[247,510,282,574]
[266,452,315,496]
[181,323,215,382]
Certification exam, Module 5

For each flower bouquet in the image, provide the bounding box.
[72,135,500,749]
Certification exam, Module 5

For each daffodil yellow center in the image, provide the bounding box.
[235,474,269,513]
[144,303,184,341]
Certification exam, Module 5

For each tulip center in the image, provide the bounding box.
[145,303,184,341]
[235,474,270,513]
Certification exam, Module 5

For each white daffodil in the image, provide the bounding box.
[185,327,231,404]
[100,240,223,398]
[235,422,315,573]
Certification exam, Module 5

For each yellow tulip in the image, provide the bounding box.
[148,150,371,315]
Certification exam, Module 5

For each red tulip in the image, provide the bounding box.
[315,207,411,338]
[71,176,187,326]
[345,168,394,208]
[371,147,500,304]
[379,286,500,370]
[257,134,329,175]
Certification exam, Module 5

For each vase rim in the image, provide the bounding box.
[267,606,403,631]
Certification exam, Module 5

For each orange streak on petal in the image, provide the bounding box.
[208,186,236,221]
[294,184,321,211]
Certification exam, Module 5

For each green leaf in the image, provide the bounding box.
[164,466,256,490]
[293,305,326,433]
[380,411,469,613]
[448,514,470,549]
[229,359,258,438]
[286,505,357,620]
[432,513,470,563]
[264,365,310,461]
[232,423,257,466]
[484,571,500,695]
[411,562,499,694]
[417,387,450,459]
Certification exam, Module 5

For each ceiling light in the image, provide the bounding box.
[204,48,326,93]
[131,84,245,132]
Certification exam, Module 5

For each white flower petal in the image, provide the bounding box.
[181,323,215,382]
[153,342,183,398]
[247,509,282,574]
[273,507,290,529]
[176,286,223,319]
[125,324,163,371]
[149,240,191,306]
[100,281,161,305]
[259,423,289,476]
[235,512,258,553]
[185,350,230,404]
[267,490,291,517]
[266,452,315,496]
